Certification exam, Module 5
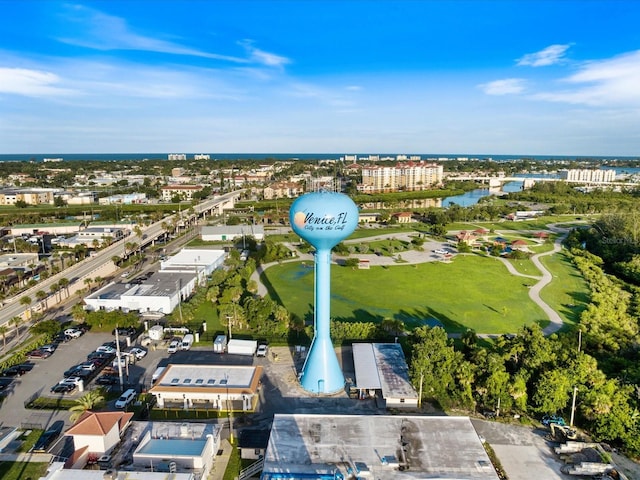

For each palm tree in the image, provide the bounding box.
[50,281,60,302]
[35,289,48,310]
[0,325,8,351]
[20,295,32,320]
[10,316,23,340]
[69,390,105,423]
[58,277,70,299]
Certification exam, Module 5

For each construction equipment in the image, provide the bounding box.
[548,422,578,441]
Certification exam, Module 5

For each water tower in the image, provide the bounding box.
[290,191,358,394]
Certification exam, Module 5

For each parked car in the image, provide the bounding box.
[128,347,147,361]
[96,345,117,354]
[542,415,566,427]
[64,365,83,377]
[256,344,269,357]
[39,344,57,354]
[167,339,180,354]
[50,383,76,394]
[78,362,96,371]
[2,365,28,377]
[53,333,72,344]
[31,421,64,452]
[112,354,130,369]
[87,351,115,361]
[27,349,51,359]
[60,376,83,386]
[96,375,119,386]
[64,328,83,338]
[112,327,137,337]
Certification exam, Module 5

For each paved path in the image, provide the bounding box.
[252,225,571,335]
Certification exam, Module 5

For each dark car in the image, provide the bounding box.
[50,383,76,394]
[53,333,72,344]
[64,365,83,377]
[87,351,115,361]
[96,375,119,385]
[27,349,51,359]
[2,365,28,377]
[112,327,137,338]
[31,421,64,453]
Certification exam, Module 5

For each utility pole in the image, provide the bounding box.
[115,327,124,392]
[570,386,578,427]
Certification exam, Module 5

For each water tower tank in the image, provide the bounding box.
[290,191,358,394]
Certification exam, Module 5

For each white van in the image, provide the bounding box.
[181,334,194,351]
[151,366,166,385]
[115,388,137,409]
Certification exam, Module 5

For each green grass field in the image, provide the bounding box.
[539,251,590,329]
[263,255,550,334]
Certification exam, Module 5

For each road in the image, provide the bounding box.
[0,191,243,329]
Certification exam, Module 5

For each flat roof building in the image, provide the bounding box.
[149,364,262,412]
[262,414,500,479]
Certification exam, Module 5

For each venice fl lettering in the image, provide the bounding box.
[304,211,349,231]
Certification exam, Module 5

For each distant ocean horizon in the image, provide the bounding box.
[0,153,638,163]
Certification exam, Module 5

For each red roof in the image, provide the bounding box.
[65,411,133,436]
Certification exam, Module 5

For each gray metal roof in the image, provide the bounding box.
[352,343,418,400]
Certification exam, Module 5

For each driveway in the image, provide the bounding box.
[471,419,573,480]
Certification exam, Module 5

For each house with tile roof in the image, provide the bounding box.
[64,411,133,469]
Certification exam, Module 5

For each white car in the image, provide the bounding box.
[60,376,83,386]
[96,345,117,354]
[167,340,180,354]
[64,328,83,338]
[112,354,130,369]
[434,249,448,255]
[256,344,268,357]
[128,347,147,361]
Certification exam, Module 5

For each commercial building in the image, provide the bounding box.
[57,227,127,248]
[358,161,443,193]
[159,248,226,276]
[200,225,264,242]
[262,414,500,479]
[83,249,226,313]
[149,364,262,411]
[132,422,220,476]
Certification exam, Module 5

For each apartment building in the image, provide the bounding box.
[0,188,57,206]
[160,185,204,201]
[557,169,616,183]
[358,161,443,193]
[263,182,304,199]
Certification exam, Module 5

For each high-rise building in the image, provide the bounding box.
[358,161,443,193]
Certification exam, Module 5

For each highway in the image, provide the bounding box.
[0,190,243,329]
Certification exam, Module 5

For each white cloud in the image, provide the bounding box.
[478,78,526,96]
[534,50,640,106]
[0,67,76,97]
[239,40,290,68]
[517,44,571,67]
[58,4,246,62]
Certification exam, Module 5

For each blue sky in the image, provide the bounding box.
[1,0,640,156]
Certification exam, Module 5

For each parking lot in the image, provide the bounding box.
[0,330,167,431]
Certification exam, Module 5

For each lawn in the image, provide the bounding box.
[0,462,49,480]
[539,251,590,329]
[263,255,547,334]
